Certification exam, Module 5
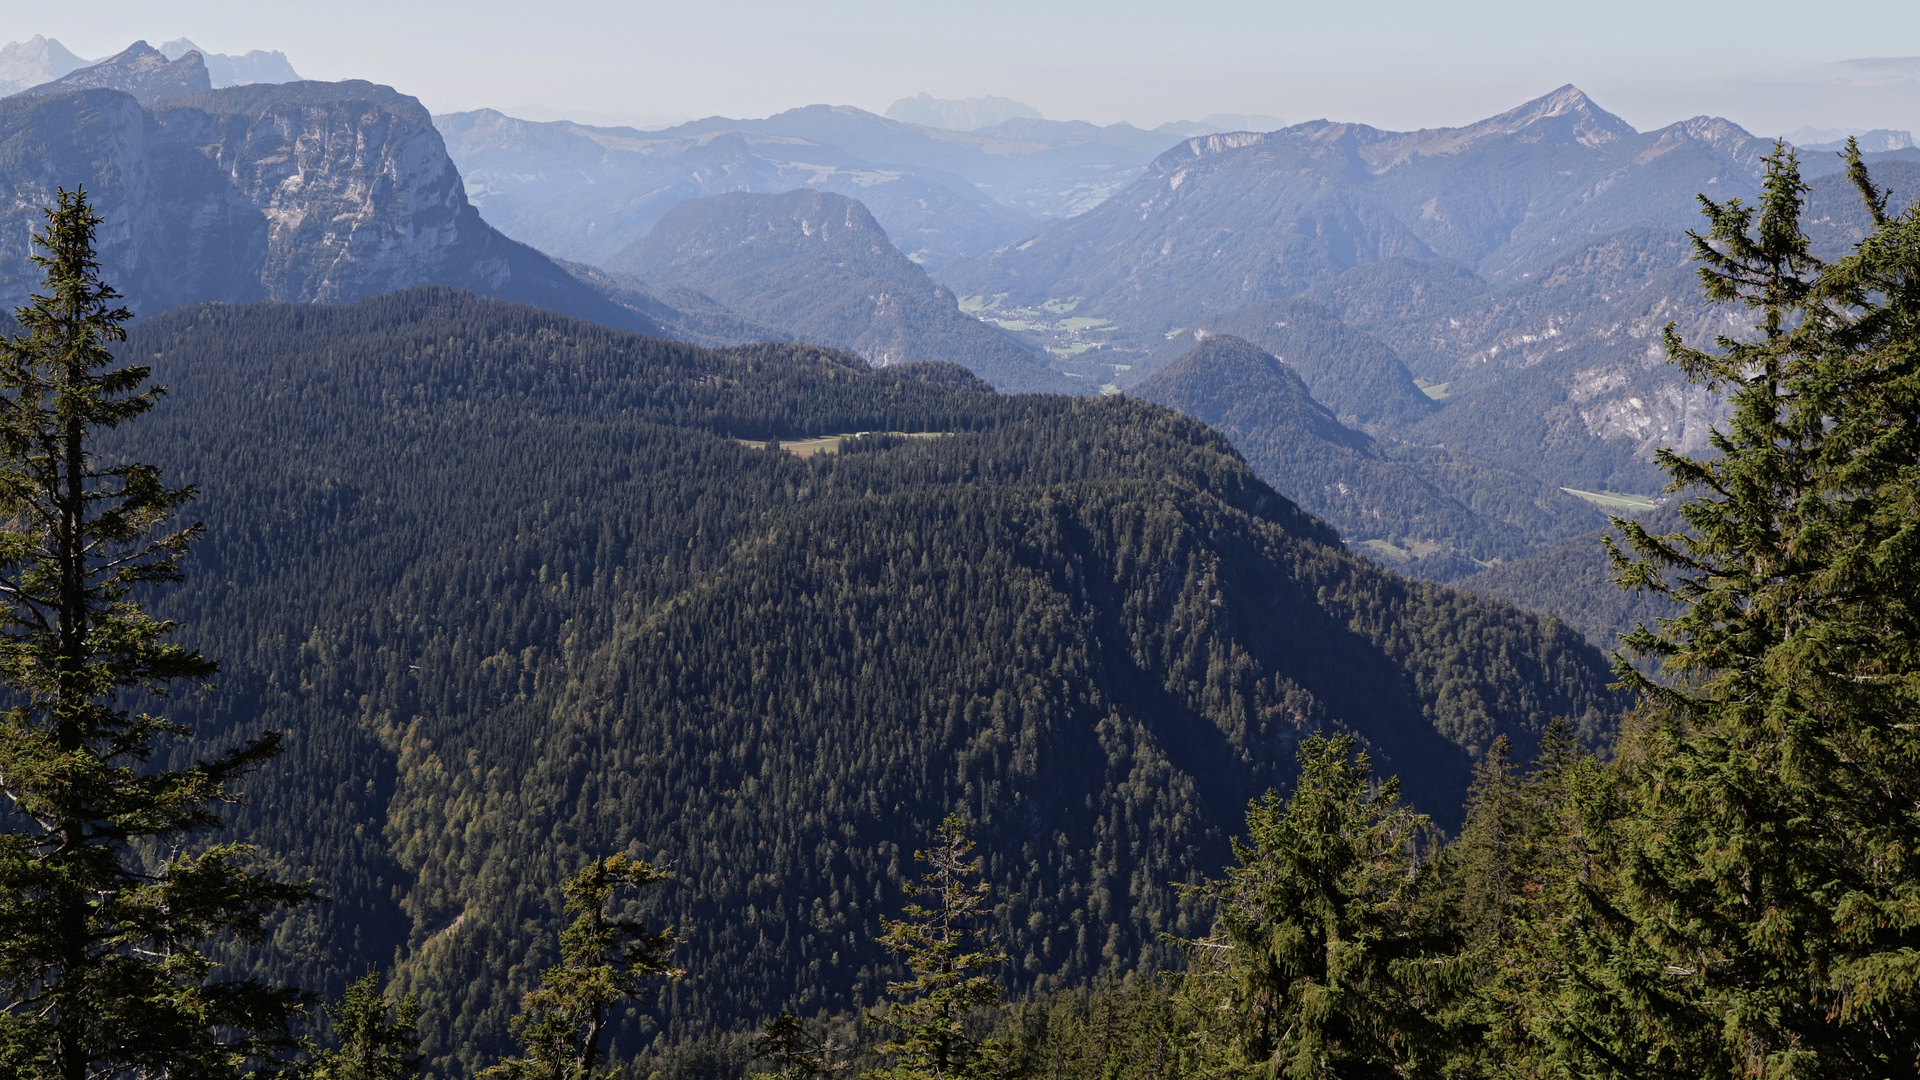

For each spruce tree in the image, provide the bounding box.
[865,815,1006,1080]
[751,1011,844,1080]
[1179,734,1465,1080]
[1607,140,1920,1076]
[304,969,422,1080]
[0,189,313,1078]
[485,854,680,1080]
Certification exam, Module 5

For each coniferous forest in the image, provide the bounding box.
[2,139,1919,1079]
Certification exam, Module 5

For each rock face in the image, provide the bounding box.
[0,79,659,332]
[19,41,212,107]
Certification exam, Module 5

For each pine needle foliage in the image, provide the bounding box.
[0,189,313,1079]
[1606,140,1920,1077]
[1178,734,1466,1080]
[303,968,422,1080]
[865,815,1006,1080]
[485,854,681,1080]
[750,1011,847,1080]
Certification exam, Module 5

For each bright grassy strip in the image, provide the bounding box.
[1560,487,1658,511]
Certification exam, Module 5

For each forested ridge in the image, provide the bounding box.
[71,287,1617,1072]
[1134,336,1605,579]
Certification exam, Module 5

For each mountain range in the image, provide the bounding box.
[5,34,1910,1073]
[885,93,1042,131]
[947,87,1920,492]
[435,102,1194,269]
[3,47,1907,638]
[0,35,300,97]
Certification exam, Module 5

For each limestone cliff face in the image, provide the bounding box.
[160,82,512,304]
[0,89,266,314]
[0,80,654,332]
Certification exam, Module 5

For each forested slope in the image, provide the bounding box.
[1134,337,1604,578]
[1132,297,1436,427]
[1456,504,1686,651]
[111,290,1621,1074]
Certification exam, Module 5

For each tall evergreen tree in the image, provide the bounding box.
[1179,734,1465,1080]
[485,854,680,1080]
[1607,140,1920,1076]
[0,189,313,1078]
[304,969,422,1080]
[864,815,1006,1080]
[751,1011,844,1080]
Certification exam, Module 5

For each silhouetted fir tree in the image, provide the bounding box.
[485,855,681,1080]
[304,969,422,1080]
[1178,734,1468,1080]
[0,189,314,1079]
[1606,139,1920,1076]
[865,815,1006,1080]
[750,1011,846,1080]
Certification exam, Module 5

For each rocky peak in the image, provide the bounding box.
[0,35,90,95]
[1358,85,1637,170]
[20,40,211,107]
[1637,115,1767,171]
[1479,85,1636,145]
[0,79,655,332]
[157,38,301,88]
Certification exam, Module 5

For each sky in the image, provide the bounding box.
[10,0,1920,136]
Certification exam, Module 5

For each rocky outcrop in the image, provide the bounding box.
[0,89,265,314]
[0,79,660,333]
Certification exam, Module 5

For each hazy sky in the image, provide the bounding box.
[15,0,1920,136]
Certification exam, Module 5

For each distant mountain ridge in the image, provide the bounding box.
[436,108,1037,269]
[886,93,1042,131]
[933,86,1814,492]
[610,189,1074,393]
[0,35,88,95]
[943,86,1775,335]
[158,37,300,87]
[437,101,1191,266]
[4,36,301,102]
[17,41,212,107]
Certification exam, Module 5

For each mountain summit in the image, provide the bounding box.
[18,40,211,107]
[1356,85,1637,169]
[0,36,89,95]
